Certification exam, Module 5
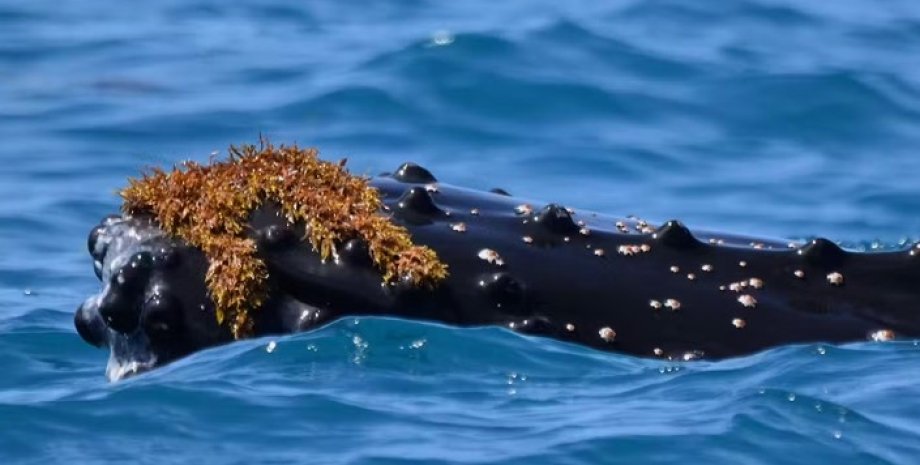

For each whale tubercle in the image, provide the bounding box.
[396,187,446,218]
[654,220,701,249]
[797,238,846,266]
[534,204,579,235]
[393,162,437,184]
[478,272,525,310]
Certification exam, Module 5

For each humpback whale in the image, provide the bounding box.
[74,145,920,380]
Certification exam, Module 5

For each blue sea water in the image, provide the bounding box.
[2,0,920,463]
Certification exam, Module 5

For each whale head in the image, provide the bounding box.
[75,215,231,380]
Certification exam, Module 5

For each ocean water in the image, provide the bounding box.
[2,0,920,463]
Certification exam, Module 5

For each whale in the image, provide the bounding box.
[75,161,920,380]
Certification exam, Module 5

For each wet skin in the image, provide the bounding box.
[76,163,920,380]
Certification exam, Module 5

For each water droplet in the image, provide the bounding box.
[430,30,455,47]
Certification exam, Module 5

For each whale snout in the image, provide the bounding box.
[76,214,226,380]
[75,297,107,348]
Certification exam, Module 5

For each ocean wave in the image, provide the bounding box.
[1,317,918,463]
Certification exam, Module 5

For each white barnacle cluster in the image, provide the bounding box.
[634,219,655,234]
[648,298,682,311]
[737,294,757,308]
[870,329,895,342]
[724,277,764,294]
[477,248,504,266]
[617,244,651,256]
[598,326,616,342]
[513,204,533,216]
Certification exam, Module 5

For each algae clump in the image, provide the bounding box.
[121,142,448,338]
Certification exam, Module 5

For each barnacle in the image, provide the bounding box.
[121,141,448,338]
